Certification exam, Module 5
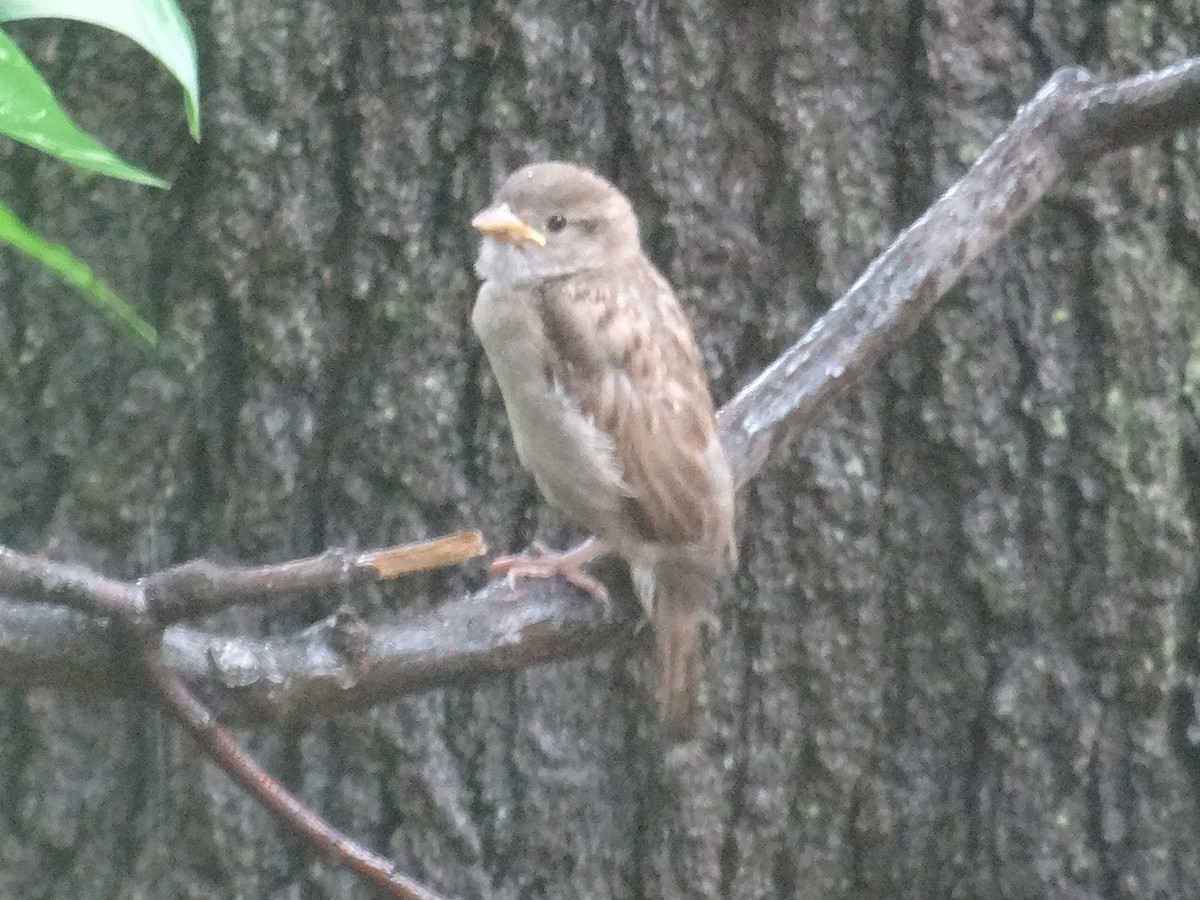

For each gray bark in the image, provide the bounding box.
[2,2,1199,898]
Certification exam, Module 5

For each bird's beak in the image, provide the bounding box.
[471,203,547,247]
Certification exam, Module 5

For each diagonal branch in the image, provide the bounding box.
[718,60,1200,486]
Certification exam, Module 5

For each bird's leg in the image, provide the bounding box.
[489,537,610,607]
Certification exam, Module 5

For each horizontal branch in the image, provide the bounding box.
[0,577,627,725]
[3,58,1200,720]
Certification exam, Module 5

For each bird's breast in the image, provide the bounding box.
[472,280,627,530]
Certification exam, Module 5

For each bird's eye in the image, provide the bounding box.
[545,214,567,233]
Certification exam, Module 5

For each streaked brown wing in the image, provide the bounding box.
[536,259,724,549]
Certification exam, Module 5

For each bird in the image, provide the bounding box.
[470,161,736,734]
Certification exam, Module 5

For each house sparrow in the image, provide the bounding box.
[470,161,736,733]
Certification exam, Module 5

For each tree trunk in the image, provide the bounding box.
[2,2,1199,898]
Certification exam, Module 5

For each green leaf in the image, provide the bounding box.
[0,200,156,345]
[0,28,168,186]
[0,0,199,140]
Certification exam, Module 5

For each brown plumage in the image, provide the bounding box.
[471,162,736,733]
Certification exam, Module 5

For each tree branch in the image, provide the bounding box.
[0,534,489,897]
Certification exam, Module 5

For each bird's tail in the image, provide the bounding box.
[653,565,710,737]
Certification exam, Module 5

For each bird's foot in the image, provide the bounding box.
[489,538,610,608]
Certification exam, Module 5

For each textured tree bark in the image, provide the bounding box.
[2,3,1199,899]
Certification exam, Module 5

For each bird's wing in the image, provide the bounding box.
[536,260,729,552]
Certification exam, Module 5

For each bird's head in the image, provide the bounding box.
[472,161,641,284]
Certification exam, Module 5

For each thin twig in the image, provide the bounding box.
[0,531,486,625]
[0,545,145,621]
[142,650,450,900]
[143,530,485,622]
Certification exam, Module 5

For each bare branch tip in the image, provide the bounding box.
[361,530,488,580]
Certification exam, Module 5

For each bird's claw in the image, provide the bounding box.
[488,542,610,609]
